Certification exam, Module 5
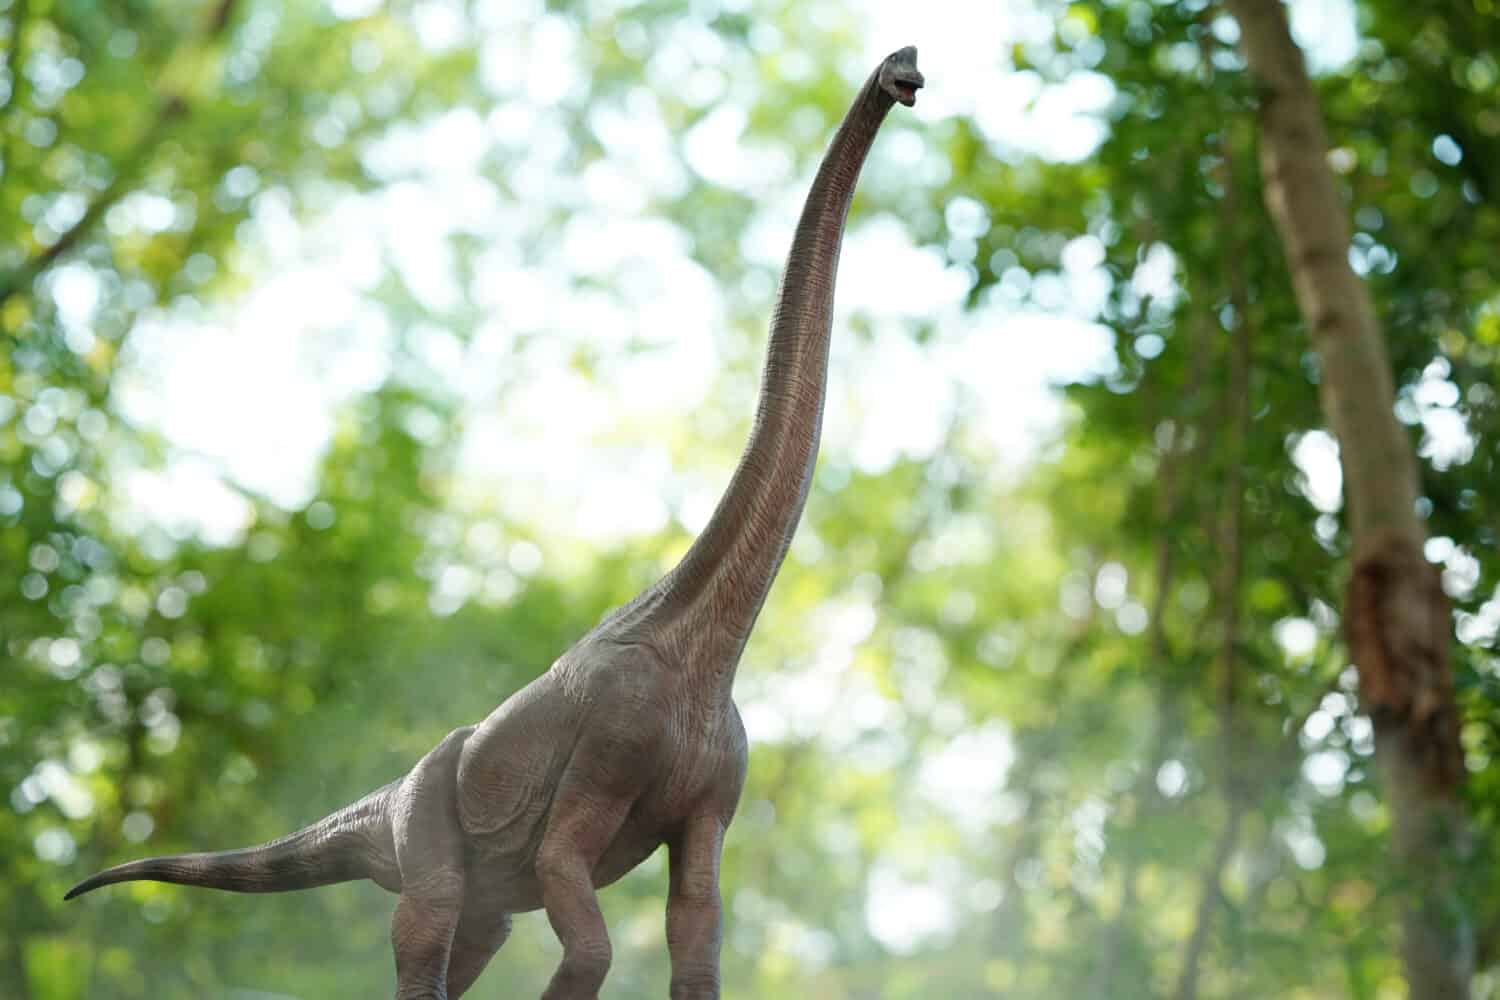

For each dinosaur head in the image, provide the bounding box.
[878,46,924,107]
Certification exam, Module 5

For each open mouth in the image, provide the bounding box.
[892,77,922,105]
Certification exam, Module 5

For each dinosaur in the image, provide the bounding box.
[66,46,924,1000]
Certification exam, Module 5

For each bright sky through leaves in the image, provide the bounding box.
[103,0,1363,552]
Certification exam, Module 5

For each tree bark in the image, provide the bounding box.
[1224,2,1473,997]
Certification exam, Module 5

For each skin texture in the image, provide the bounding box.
[66,47,923,1000]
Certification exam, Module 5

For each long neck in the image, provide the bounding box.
[660,70,897,644]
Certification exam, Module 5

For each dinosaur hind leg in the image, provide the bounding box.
[446,894,513,998]
[390,727,472,1000]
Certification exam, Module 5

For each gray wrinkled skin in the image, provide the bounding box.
[66,47,924,1000]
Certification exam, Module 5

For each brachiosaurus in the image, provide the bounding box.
[66,46,924,1000]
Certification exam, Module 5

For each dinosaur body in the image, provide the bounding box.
[67,47,924,1000]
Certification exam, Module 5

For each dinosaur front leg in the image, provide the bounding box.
[665,814,728,1000]
[535,784,633,1000]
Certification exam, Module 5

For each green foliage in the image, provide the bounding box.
[3,1,1500,998]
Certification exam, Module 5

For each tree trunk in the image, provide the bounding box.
[1224,2,1473,997]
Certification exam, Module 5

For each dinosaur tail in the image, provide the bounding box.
[65,782,400,900]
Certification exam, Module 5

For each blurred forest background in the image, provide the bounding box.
[4,0,1500,997]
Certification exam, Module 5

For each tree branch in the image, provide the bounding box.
[0,0,29,119]
[1477,912,1500,971]
[0,97,186,306]
[1090,307,1216,993]
[1174,800,1246,1000]
[0,0,33,198]
[1172,90,1257,999]
[0,0,240,311]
